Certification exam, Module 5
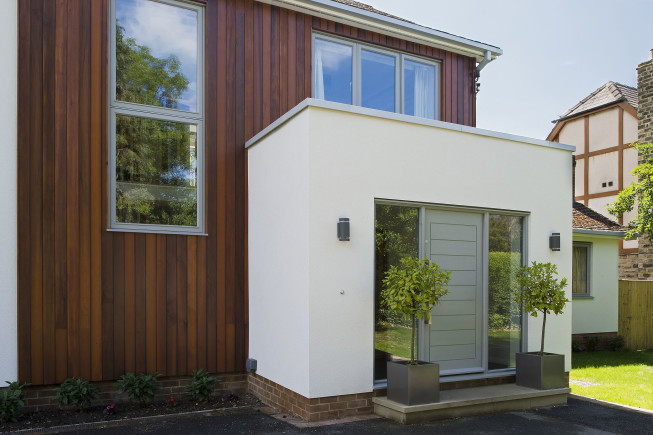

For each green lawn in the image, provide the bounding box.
[570,350,653,410]
[375,322,411,358]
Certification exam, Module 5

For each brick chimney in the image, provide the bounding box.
[638,50,653,146]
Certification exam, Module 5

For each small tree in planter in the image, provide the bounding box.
[513,261,569,389]
[382,256,450,404]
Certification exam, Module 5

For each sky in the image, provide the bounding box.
[363,0,653,140]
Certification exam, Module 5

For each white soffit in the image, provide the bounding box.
[255,0,502,61]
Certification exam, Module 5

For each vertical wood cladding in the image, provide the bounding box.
[17,0,476,384]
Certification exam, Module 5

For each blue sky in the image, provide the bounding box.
[364,0,653,140]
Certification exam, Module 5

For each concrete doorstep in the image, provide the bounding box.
[373,383,570,424]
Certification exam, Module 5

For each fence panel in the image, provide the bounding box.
[618,280,653,349]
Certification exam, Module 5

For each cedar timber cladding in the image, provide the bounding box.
[17,0,477,385]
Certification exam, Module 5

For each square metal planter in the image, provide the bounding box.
[387,361,440,405]
[515,352,565,390]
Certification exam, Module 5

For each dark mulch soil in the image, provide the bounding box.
[0,392,262,433]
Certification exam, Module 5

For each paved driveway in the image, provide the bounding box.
[41,398,653,434]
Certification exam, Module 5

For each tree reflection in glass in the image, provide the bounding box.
[115,115,197,226]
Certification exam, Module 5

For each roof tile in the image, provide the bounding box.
[573,201,625,233]
[557,81,637,121]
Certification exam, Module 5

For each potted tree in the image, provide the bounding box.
[513,261,569,389]
[382,256,450,405]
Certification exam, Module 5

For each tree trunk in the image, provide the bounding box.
[411,314,416,364]
[540,310,547,355]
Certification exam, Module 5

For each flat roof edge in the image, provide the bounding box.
[256,0,502,61]
[245,99,576,153]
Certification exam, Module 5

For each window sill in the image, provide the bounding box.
[107,228,208,237]
[572,295,594,300]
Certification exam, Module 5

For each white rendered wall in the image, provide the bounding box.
[623,111,638,144]
[249,102,574,398]
[248,112,312,397]
[587,152,618,195]
[0,0,18,383]
[572,234,620,334]
[561,118,585,155]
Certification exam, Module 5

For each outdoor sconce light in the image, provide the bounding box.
[338,218,350,241]
[549,232,561,251]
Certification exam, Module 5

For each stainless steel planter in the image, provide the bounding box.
[387,361,440,405]
[515,352,565,390]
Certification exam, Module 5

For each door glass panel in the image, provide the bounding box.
[313,38,353,104]
[115,0,199,112]
[488,215,523,370]
[403,59,436,119]
[374,204,419,381]
[115,114,198,226]
[362,50,395,112]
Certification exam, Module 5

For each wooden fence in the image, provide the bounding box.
[618,280,653,349]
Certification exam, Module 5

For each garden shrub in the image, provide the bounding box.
[116,373,161,405]
[586,336,601,352]
[0,381,29,423]
[185,369,220,402]
[572,339,583,353]
[55,377,99,410]
[488,252,522,330]
[609,335,626,352]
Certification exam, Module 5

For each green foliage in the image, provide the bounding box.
[514,261,568,355]
[185,369,220,403]
[609,335,626,352]
[608,142,653,241]
[375,205,419,327]
[116,373,161,405]
[488,252,522,330]
[0,381,29,423]
[572,339,583,353]
[55,377,98,411]
[586,336,602,352]
[382,256,451,364]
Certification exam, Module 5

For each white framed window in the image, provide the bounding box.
[109,0,204,234]
[312,33,441,120]
[572,242,591,297]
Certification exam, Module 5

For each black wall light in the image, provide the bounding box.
[338,218,350,241]
[549,232,561,251]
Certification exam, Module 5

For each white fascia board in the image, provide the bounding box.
[255,0,502,62]
[246,99,576,153]
[573,229,625,238]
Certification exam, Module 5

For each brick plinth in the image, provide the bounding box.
[8,373,247,414]
[247,373,378,421]
[571,332,619,351]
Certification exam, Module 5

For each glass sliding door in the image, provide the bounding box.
[487,214,523,370]
[374,204,419,382]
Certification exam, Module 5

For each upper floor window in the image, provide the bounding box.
[312,34,440,120]
[109,0,204,234]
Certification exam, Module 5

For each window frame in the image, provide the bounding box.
[312,33,441,120]
[108,0,205,235]
[572,242,592,298]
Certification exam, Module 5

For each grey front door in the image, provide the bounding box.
[422,209,483,374]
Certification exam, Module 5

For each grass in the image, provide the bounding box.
[570,349,653,410]
[375,322,411,358]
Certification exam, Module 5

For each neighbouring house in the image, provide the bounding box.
[547,82,638,270]
[0,0,573,421]
[571,201,625,347]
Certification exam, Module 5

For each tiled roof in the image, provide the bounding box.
[557,82,637,121]
[573,201,625,233]
[329,0,411,23]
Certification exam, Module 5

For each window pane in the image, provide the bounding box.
[572,246,588,295]
[488,215,523,370]
[313,38,353,104]
[115,0,198,112]
[362,50,395,112]
[404,59,436,119]
[374,204,419,381]
[115,114,197,226]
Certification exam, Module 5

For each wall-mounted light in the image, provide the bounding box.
[549,233,560,251]
[338,218,350,241]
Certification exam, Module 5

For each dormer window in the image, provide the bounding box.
[312,34,440,120]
